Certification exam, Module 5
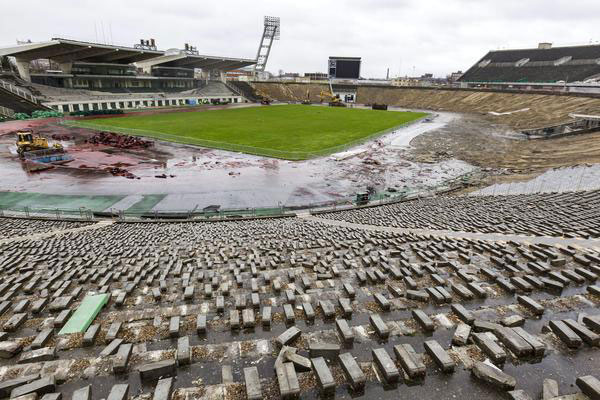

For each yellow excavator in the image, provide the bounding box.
[255,89,273,105]
[319,90,345,107]
[16,131,64,157]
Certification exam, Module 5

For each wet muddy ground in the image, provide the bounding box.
[0,107,475,210]
[3,103,600,211]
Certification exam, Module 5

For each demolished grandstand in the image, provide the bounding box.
[1,17,600,399]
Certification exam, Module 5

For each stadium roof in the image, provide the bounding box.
[0,38,256,70]
[460,43,600,83]
[136,53,256,71]
[0,38,163,64]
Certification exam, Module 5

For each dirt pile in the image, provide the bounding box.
[253,82,600,130]
[104,166,138,179]
[50,134,72,140]
[252,82,329,103]
[86,132,153,149]
[357,86,600,129]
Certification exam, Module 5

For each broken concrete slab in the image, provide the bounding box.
[472,361,516,390]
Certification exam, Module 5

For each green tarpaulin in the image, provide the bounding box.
[58,294,109,335]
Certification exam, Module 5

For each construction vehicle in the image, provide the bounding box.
[301,88,311,105]
[16,131,64,157]
[318,90,346,107]
[15,131,72,172]
[356,192,369,206]
[255,89,273,105]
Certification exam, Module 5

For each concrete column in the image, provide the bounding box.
[14,58,31,82]
[220,70,226,83]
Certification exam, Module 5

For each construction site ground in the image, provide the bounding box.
[1,103,600,212]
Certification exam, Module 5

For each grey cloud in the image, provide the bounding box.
[2,0,600,78]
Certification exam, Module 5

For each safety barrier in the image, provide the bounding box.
[0,79,39,104]
[0,105,14,118]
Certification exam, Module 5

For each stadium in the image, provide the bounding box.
[0,9,600,400]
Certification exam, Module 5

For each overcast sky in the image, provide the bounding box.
[2,0,600,78]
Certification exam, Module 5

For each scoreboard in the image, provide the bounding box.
[328,57,361,79]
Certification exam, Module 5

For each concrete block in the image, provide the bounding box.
[583,315,600,333]
[517,295,544,316]
[139,360,177,381]
[543,378,559,400]
[302,303,315,322]
[549,320,583,348]
[10,376,56,398]
[243,366,262,400]
[370,314,389,339]
[336,319,354,345]
[0,374,39,398]
[451,304,474,325]
[372,348,399,383]
[311,357,335,394]
[339,352,365,390]
[412,309,435,332]
[576,375,600,400]
[453,323,471,346]
[31,329,53,350]
[472,361,516,390]
[284,351,312,372]
[512,327,546,357]
[394,343,426,378]
[472,332,507,363]
[277,327,301,347]
[495,327,534,357]
[113,343,133,374]
[177,336,191,365]
[261,306,272,326]
[309,342,340,360]
[275,363,300,398]
[83,324,100,346]
[71,386,91,400]
[424,340,455,373]
[242,309,256,329]
[0,341,22,359]
[502,315,525,327]
[196,314,207,334]
[106,384,129,400]
[18,347,56,364]
[100,339,124,357]
[283,304,295,324]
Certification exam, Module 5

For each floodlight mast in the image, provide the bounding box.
[253,16,280,78]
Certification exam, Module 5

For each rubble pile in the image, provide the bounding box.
[104,166,138,179]
[87,132,153,149]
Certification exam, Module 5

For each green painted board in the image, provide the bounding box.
[58,294,109,335]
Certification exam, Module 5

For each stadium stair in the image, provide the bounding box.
[229,81,261,102]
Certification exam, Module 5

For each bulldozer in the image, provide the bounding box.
[319,90,346,107]
[16,131,64,158]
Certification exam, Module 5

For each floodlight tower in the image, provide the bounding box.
[253,16,280,77]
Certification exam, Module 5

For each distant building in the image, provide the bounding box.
[225,68,254,80]
[304,72,328,80]
[447,70,463,83]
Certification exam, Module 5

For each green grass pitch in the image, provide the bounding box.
[73,105,427,160]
